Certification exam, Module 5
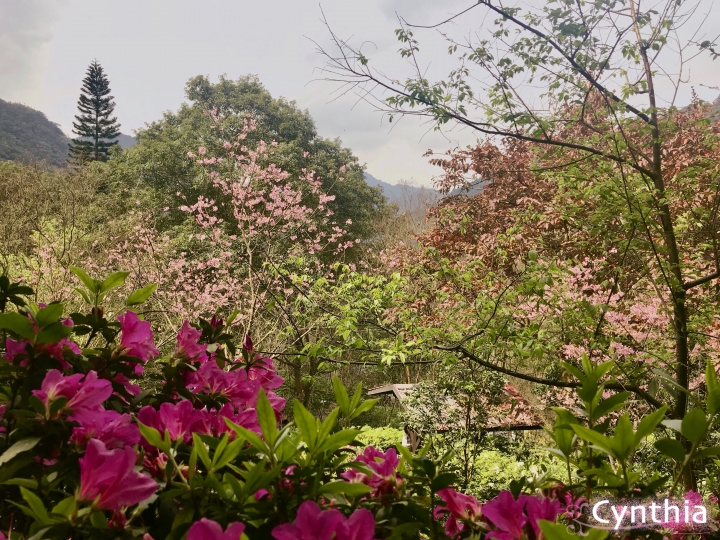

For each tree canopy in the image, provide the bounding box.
[104,75,389,248]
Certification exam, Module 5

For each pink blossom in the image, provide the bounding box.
[70,408,140,449]
[522,494,562,537]
[32,370,112,417]
[137,400,204,443]
[118,310,159,364]
[482,490,527,540]
[436,488,483,537]
[187,518,246,540]
[176,321,207,363]
[186,360,259,407]
[42,335,81,370]
[203,403,262,436]
[341,446,401,497]
[78,439,157,511]
[4,338,27,364]
[272,501,374,540]
[114,373,142,396]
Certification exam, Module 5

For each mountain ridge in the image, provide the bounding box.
[0,97,136,167]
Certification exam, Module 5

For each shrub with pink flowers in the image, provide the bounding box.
[1,272,718,540]
[0,271,570,540]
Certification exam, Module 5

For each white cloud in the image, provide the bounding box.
[0,0,71,106]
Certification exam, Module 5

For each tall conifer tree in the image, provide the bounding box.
[68,61,121,164]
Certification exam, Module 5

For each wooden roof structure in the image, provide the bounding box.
[367,382,544,433]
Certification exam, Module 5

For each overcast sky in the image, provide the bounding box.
[2,0,719,187]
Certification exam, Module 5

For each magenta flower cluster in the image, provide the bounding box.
[436,488,563,539]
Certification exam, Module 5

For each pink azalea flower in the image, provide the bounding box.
[270,501,344,540]
[118,310,159,364]
[114,372,142,396]
[186,361,259,407]
[4,338,29,364]
[522,494,563,537]
[247,358,285,391]
[482,490,527,540]
[436,488,484,537]
[137,400,204,443]
[78,439,157,511]
[187,518,246,540]
[42,335,80,370]
[70,408,140,449]
[176,321,207,363]
[32,370,112,417]
[341,446,401,497]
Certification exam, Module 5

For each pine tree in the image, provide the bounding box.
[68,61,121,164]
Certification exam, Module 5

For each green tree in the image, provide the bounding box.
[102,75,388,250]
[319,0,720,490]
[68,60,121,164]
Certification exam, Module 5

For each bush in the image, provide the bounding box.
[0,272,571,540]
[356,426,404,451]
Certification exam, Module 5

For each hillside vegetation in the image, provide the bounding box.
[0,98,69,167]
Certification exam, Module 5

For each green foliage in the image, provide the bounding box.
[356,426,404,450]
[101,74,388,250]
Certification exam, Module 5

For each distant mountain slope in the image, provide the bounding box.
[363,172,438,207]
[0,98,137,166]
[117,133,136,149]
[0,98,68,167]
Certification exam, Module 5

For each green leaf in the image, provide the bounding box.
[20,487,50,524]
[611,414,636,462]
[634,405,668,444]
[73,287,91,305]
[70,266,99,294]
[594,392,631,419]
[293,399,318,449]
[50,496,76,518]
[318,407,339,443]
[137,422,169,453]
[36,322,73,345]
[431,472,458,491]
[99,271,130,294]
[706,361,720,415]
[539,520,608,540]
[694,446,720,460]
[681,409,707,444]
[349,399,378,420]
[212,438,245,472]
[191,433,213,470]
[126,283,158,306]
[0,437,41,466]
[332,375,350,414]
[385,523,423,540]
[34,304,64,329]
[571,424,614,456]
[319,480,373,496]
[3,478,38,489]
[654,438,685,462]
[224,419,266,453]
[349,382,364,411]
[0,312,36,339]
[89,509,108,528]
[256,389,278,446]
[318,429,363,453]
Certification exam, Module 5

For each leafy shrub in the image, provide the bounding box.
[0,272,571,539]
[356,426,404,451]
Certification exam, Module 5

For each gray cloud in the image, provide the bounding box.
[0,0,70,104]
